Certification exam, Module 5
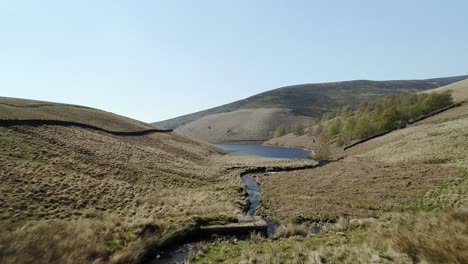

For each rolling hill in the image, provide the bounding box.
[0,97,315,263]
[175,108,312,143]
[0,97,231,263]
[0,97,155,132]
[264,78,468,151]
[154,75,468,130]
[421,78,468,103]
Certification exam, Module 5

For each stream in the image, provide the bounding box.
[242,173,261,216]
[153,169,322,263]
[153,173,269,264]
[151,144,318,263]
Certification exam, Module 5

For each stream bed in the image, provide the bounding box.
[154,173,269,264]
[151,144,318,263]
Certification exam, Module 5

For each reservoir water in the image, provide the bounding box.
[216,143,312,160]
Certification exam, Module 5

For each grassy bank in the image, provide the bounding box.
[187,97,468,263]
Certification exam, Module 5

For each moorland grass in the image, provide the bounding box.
[0,123,315,263]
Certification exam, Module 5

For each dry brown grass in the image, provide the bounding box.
[258,160,460,222]
[421,79,468,103]
[175,108,312,143]
[351,115,468,168]
[0,125,234,225]
[273,223,308,238]
[372,209,468,264]
[0,97,155,132]
[190,95,468,264]
[0,220,111,264]
[193,209,467,264]
[0,124,234,263]
[0,119,316,263]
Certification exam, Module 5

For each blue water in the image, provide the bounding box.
[241,174,261,216]
[216,143,312,160]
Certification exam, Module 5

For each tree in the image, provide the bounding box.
[341,117,356,145]
[312,130,331,160]
[336,134,345,147]
[423,91,453,112]
[321,112,334,122]
[273,125,287,138]
[354,116,379,140]
[357,101,368,113]
[339,106,353,118]
[327,118,342,137]
[310,90,454,145]
[293,123,305,136]
[379,106,401,130]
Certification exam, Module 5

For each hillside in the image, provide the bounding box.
[175,108,312,143]
[0,97,228,263]
[154,75,468,130]
[0,97,316,263]
[264,78,468,151]
[421,78,468,103]
[194,88,468,264]
[0,97,155,132]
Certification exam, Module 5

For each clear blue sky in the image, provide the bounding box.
[1,1,467,122]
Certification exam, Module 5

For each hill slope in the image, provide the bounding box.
[155,75,468,129]
[175,108,312,143]
[192,84,468,264]
[421,78,468,103]
[265,78,468,150]
[0,97,155,132]
[0,97,230,263]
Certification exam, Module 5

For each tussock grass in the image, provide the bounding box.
[373,210,468,264]
[0,220,111,264]
[193,210,466,264]
[274,223,308,238]
[0,123,314,263]
[258,160,459,222]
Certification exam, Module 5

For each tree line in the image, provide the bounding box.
[273,91,454,148]
[320,91,454,146]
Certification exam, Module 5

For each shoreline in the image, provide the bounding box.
[218,141,315,152]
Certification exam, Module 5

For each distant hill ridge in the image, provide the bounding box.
[265,78,468,151]
[175,108,312,143]
[0,97,157,132]
[154,75,468,130]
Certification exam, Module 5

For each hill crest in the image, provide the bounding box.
[154,75,468,130]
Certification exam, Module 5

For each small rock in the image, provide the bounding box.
[336,232,346,236]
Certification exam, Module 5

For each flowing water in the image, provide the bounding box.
[152,144,316,263]
[242,173,261,216]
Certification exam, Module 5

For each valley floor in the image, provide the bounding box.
[189,103,468,264]
[0,123,315,264]
[1,97,467,264]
